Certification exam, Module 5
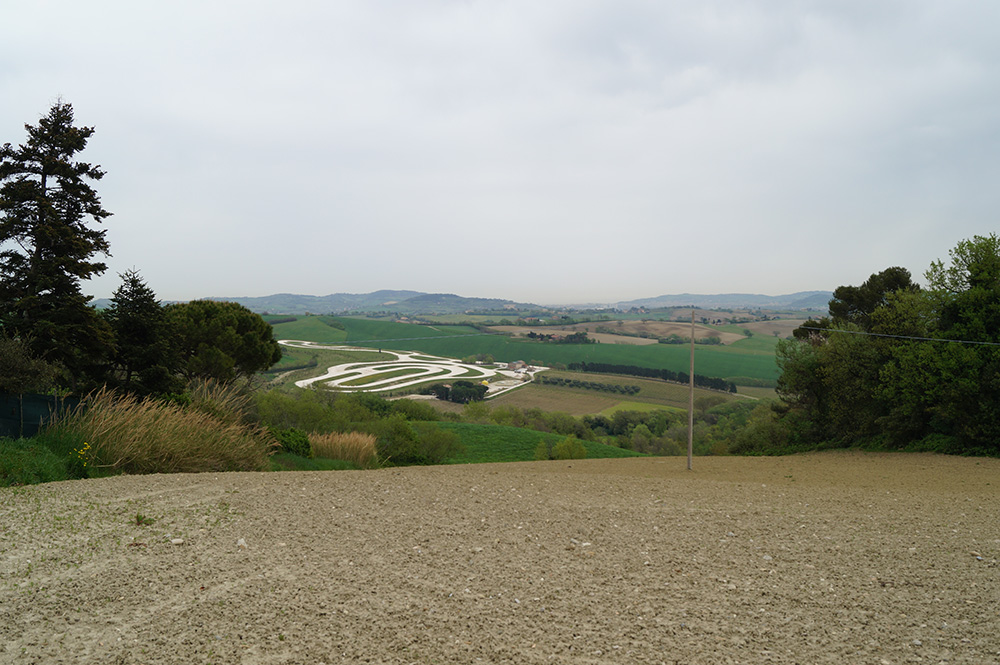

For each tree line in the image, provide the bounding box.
[0,102,280,397]
[526,330,595,344]
[568,362,737,393]
[536,375,641,395]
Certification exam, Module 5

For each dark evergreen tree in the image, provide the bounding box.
[104,269,181,395]
[0,101,113,388]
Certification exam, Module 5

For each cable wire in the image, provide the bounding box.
[798,326,1000,347]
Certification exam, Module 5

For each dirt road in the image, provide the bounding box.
[1,452,997,664]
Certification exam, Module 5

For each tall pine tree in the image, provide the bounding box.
[0,101,113,389]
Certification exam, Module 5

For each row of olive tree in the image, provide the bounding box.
[761,234,1000,455]
[0,102,280,395]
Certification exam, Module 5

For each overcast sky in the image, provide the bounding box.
[2,1,999,305]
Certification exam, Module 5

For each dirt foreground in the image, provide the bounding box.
[1,452,998,664]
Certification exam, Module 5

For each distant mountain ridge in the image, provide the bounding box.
[93,290,832,314]
[203,291,536,315]
[617,291,831,310]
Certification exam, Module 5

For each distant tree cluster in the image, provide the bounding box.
[568,362,737,393]
[525,330,595,344]
[426,380,488,404]
[658,334,722,345]
[0,102,281,396]
[537,375,640,395]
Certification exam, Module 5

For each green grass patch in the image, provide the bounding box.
[271,316,350,344]
[0,437,70,486]
[268,452,361,471]
[340,367,436,386]
[540,370,745,410]
[737,386,777,399]
[489,384,621,415]
[435,422,644,464]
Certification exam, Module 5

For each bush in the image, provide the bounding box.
[256,389,345,432]
[552,436,587,460]
[366,414,419,465]
[271,427,312,457]
[43,388,273,474]
[533,439,550,460]
[412,423,463,464]
[309,431,377,468]
[365,415,462,465]
[389,398,440,421]
[728,403,792,454]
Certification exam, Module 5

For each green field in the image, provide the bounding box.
[488,384,622,415]
[436,422,646,464]
[266,316,349,344]
[270,316,782,385]
[599,401,687,416]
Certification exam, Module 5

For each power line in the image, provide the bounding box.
[799,326,1000,347]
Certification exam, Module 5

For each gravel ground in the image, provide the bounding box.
[1,451,998,664]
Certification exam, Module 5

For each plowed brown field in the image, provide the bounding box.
[2,452,997,664]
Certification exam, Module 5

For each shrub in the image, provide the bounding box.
[411,422,463,464]
[309,431,377,468]
[256,388,345,432]
[44,388,273,474]
[533,439,550,461]
[552,435,587,460]
[365,415,462,465]
[271,427,312,457]
[389,398,440,421]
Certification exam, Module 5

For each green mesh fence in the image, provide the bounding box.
[0,393,80,438]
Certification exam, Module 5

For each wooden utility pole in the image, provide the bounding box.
[688,310,694,470]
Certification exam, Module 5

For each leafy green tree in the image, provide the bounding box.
[827,266,920,331]
[882,234,1000,451]
[778,237,1000,454]
[166,300,281,383]
[0,101,114,388]
[780,267,925,445]
[104,269,180,395]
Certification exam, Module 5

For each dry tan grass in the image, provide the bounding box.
[309,431,377,468]
[46,388,272,474]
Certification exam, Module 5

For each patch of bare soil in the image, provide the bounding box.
[2,452,998,664]
[740,319,809,339]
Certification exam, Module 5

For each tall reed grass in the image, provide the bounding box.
[308,431,377,469]
[45,388,273,474]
